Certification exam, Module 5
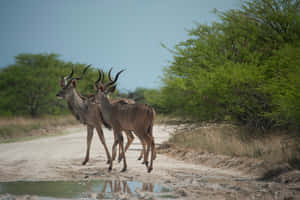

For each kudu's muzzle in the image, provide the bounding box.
[56,91,64,99]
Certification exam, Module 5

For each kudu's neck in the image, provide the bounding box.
[98,94,114,124]
[66,88,88,122]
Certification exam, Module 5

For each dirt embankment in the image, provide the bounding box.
[0,124,300,200]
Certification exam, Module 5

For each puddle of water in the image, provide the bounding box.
[0,180,171,199]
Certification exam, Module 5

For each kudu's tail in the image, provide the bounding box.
[146,107,156,136]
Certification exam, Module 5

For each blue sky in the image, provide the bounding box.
[0,0,240,91]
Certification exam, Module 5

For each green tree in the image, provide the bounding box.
[0,53,99,116]
[157,0,300,129]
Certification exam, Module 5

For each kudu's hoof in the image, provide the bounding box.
[120,168,127,172]
[106,160,111,164]
[82,160,88,165]
[137,156,142,161]
[108,166,112,172]
[118,158,122,163]
[145,161,149,167]
[147,167,153,173]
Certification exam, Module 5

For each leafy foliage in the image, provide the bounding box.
[150,0,300,130]
[0,53,99,116]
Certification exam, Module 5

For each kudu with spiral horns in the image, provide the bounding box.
[56,65,113,165]
[93,69,156,172]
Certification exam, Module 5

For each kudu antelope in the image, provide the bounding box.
[103,69,148,164]
[93,69,156,172]
[56,65,113,165]
[110,98,147,163]
[56,66,141,166]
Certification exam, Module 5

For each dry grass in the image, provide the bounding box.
[169,123,300,168]
[0,115,78,142]
[154,114,196,125]
[0,115,77,126]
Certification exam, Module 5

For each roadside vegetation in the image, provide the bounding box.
[168,123,300,170]
[0,115,77,143]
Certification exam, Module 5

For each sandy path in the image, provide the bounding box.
[0,124,299,199]
[0,124,221,181]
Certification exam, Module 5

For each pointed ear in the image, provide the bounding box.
[100,85,105,92]
[72,79,77,87]
[94,83,105,92]
[105,85,117,94]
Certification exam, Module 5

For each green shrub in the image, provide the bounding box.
[154,0,300,130]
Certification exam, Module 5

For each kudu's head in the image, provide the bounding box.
[94,68,124,103]
[56,65,91,99]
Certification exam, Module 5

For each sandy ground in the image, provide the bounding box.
[0,124,299,200]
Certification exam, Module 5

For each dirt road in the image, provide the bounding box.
[0,124,299,200]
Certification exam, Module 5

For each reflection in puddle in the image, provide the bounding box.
[93,180,161,199]
[0,180,171,199]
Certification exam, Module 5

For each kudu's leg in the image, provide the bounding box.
[82,126,94,165]
[118,130,134,162]
[148,136,155,173]
[143,131,156,172]
[138,130,150,168]
[109,132,119,171]
[95,126,112,164]
[118,131,127,172]
[138,136,146,161]
[110,129,127,172]
[144,134,151,168]
[124,131,134,152]
[147,124,155,173]
[149,134,157,161]
[134,134,146,163]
